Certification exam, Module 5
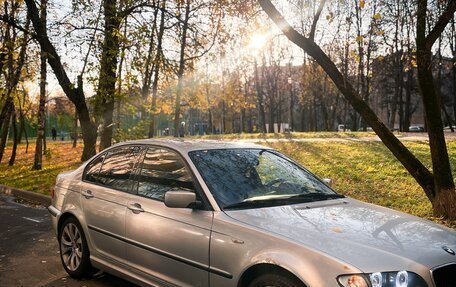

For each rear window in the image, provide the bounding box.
[83,146,141,192]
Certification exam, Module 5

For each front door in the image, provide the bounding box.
[125,147,212,287]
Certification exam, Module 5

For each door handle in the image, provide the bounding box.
[128,203,144,213]
[81,190,94,199]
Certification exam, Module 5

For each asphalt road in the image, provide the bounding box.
[0,193,136,287]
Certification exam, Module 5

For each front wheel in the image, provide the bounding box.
[59,217,92,278]
[248,273,305,287]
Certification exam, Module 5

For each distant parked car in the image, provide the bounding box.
[444,126,456,132]
[49,139,456,287]
[357,127,373,132]
[409,125,425,132]
[337,124,351,132]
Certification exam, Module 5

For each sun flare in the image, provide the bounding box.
[248,33,268,50]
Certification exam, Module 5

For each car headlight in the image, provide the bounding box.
[337,271,427,287]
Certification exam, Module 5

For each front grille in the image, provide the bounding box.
[433,263,456,287]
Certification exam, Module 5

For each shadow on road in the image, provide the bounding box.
[42,272,138,287]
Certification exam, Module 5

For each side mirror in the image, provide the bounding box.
[322,178,333,187]
[164,191,201,209]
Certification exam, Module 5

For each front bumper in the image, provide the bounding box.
[48,205,61,217]
[47,205,61,235]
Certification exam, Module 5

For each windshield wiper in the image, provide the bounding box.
[223,198,290,210]
[286,193,345,202]
[223,193,344,210]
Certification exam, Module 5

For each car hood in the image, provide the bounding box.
[225,198,456,272]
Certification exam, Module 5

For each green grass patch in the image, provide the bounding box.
[267,140,456,228]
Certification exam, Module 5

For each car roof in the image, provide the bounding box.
[109,138,271,153]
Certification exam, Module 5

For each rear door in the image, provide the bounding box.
[81,145,142,263]
[125,146,213,287]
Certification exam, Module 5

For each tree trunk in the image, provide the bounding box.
[97,0,121,151]
[142,2,159,120]
[72,109,78,148]
[76,77,97,160]
[398,56,404,131]
[389,53,401,130]
[254,61,267,133]
[8,107,18,166]
[289,81,294,131]
[0,102,12,163]
[208,109,213,134]
[148,0,166,137]
[416,0,456,219]
[221,100,226,134]
[33,0,47,170]
[404,66,413,132]
[18,94,27,148]
[21,113,29,154]
[404,29,413,132]
[173,0,190,137]
[115,17,128,132]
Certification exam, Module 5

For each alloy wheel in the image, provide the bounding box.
[60,223,83,271]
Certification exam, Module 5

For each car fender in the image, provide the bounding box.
[209,212,360,287]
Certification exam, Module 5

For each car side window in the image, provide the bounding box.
[97,146,141,192]
[136,147,194,201]
[84,153,105,183]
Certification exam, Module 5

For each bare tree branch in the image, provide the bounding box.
[309,0,327,41]
[426,0,456,49]
[0,14,35,38]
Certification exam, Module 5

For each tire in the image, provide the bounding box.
[58,217,92,278]
[248,272,305,287]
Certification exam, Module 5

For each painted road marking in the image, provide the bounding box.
[22,217,43,223]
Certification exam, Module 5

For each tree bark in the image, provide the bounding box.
[254,60,267,133]
[404,65,413,131]
[404,25,413,132]
[148,0,166,137]
[97,0,121,151]
[173,0,190,137]
[8,107,18,166]
[115,17,127,131]
[416,0,456,218]
[72,109,78,148]
[0,101,12,163]
[32,0,47,170]
[142,1,159,114]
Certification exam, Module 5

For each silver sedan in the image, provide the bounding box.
[48,139,456,287]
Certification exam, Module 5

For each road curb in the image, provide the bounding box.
[0,184,50,206]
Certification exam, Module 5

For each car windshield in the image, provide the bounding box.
[189,149,343,210]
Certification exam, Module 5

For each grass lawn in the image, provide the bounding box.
[0,135,455,227]
[0,141,83,195]
[268,140,456,228]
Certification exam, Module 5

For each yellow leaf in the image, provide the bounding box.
[373,13,382,20]
[360,0,365,8]
[355,35,364,42]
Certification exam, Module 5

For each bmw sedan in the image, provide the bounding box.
[48,139,456,287]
